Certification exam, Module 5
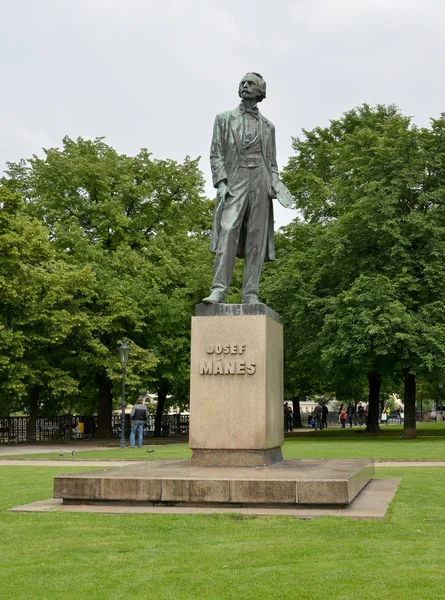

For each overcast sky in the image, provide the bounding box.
[1,0,445,228]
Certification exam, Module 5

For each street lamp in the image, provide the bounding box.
[118,339,130,449]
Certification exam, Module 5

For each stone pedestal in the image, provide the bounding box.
[53,458,375,506]
[189,303,284,467]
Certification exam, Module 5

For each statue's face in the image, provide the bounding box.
[239,74,261,101]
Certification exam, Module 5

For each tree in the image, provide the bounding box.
[4,137,213,435]
[270,105,445,437]
[0,186,98,439]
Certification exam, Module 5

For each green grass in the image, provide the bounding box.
[0,466,444,599]
[7,422,445,461]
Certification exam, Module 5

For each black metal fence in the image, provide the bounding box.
[0,414,190,444]
[0,409,438,444]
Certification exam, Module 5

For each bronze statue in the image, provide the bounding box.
[203,72,293,305]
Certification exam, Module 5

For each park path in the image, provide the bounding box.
[0,444,120,456]
[1,458,445,467]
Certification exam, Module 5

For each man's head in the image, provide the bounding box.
[238,72,266,103]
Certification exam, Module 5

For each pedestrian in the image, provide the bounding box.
[340,406,347,428]
[338,404,344,425]
[347,402,355,428]
[383,403,390,426]
[357,402,365,427]
[284,402,293,432]
[396,405,402,425]
[313,401,322,431]
[129,396,148,448]
[287,405,294,432]
[321,402,329,429]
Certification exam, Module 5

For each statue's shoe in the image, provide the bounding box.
[202,291,225,304]
[242,296,259,304]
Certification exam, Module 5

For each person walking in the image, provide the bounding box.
[340,406,347,428]
[338,404,344,425]
[347,402,355,428]
[396,405,402,425]
[284,402,293,432]
[364,404,368,426]
[286,405,294,432]
[321,402,329,429]
[313,401,323,431]
[129,397,148,448]
[357,403,365,427]
[383,403,391,426]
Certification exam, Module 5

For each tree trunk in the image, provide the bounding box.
[291,396,303,429]
[402,367,417,439]
[96,371,113,438]
[154,382,169,437]
[26,385,40,442]
[365,371,382,434]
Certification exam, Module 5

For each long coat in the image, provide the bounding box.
[209,104,278,261]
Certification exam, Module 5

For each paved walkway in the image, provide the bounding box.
[1,459,445,467]
[0,445,119,456]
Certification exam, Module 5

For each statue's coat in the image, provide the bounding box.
[209,105,278,261]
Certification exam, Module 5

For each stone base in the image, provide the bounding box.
[12,479,401,519]
[54,458,374,506]
[189,307,284,455]
[190,447,283,467]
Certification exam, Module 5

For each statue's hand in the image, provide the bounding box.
[216,181,230,207]
[271,173,281,189]
[217,180,229,196]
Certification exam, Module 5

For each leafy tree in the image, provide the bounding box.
[0,186,97,439]
[270,105,445,437]
[4,138,213,436]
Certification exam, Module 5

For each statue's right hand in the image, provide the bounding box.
[217,180,228,194]
[217,181,229,204]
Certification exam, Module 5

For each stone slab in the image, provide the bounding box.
[12,479,400,519]
[53,458,374,506]
[195,302,280,322]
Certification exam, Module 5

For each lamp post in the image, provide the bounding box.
[439,382,443,413]
[118,339,130,449]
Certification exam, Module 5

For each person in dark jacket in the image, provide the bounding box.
[347,402,355,428]
[321,402,329,429]
[129,397,148,448]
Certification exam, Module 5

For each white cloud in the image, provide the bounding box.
[0,114,55,162]
[2,0,445,229]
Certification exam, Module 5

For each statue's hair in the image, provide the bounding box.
[238,72,267,102]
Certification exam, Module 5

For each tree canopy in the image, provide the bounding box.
[2,137,213,435]
[262,105,445,436]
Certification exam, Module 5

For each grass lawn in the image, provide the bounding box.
[0,466,444,599]
[7,423,445,461]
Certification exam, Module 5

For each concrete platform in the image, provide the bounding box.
[11,478,400,519]
[53,458,374,506]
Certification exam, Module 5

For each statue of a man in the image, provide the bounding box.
[203,72,292,305]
